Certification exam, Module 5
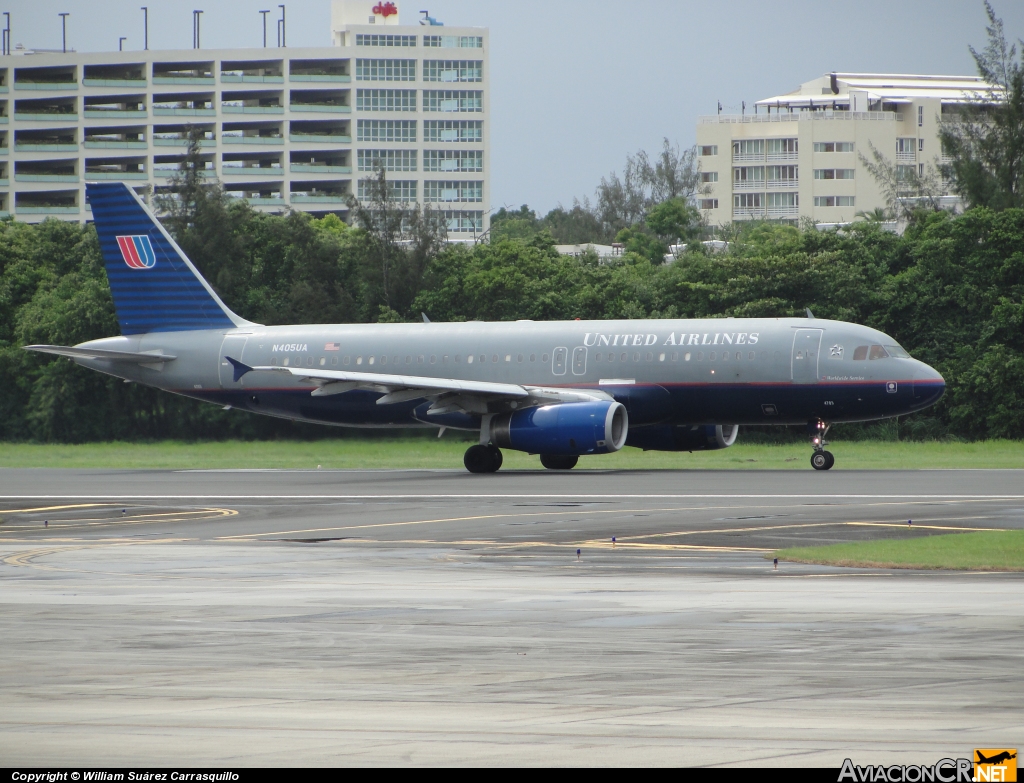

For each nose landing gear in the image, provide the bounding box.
[809,420,835,471]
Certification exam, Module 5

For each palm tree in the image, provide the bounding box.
[855,207,890,222]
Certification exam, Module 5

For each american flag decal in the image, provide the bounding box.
[325,342,341,351]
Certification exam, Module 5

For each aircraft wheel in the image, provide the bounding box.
[540,454,578,470]
[465,444,500,474]
[823,450,835,470]
[487,444,504,471]
[810,451,830,471]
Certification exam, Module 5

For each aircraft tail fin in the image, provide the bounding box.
[86,182,249,335]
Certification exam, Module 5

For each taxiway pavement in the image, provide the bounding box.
[1,469,1022,766]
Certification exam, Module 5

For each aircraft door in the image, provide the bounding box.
[552,347,567,375]
[219,334,249,388]
[571,346,587,375]
[792,329,823,384]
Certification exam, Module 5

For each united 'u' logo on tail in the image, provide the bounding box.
[116,235,156,269]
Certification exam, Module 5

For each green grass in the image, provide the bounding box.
[0,438,1021,470]
[776,530,1024,571]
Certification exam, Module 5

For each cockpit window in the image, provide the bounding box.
[868,344,889,360]
[885,344,911,358]
[853,345,868,360]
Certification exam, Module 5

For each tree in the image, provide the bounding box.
[347,162,447,316]
[860,141,947,220]
[939,1,1024,210]
[646,198,702,245]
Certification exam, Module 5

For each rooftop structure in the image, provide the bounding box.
[695,72,994,226]
[0,0,489,237]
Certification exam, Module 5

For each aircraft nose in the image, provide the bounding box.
[911,362,945,407]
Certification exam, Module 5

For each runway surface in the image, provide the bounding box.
[1,468,1022,766]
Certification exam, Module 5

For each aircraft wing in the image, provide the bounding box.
[24,345,177,363]
[229,358,611,413]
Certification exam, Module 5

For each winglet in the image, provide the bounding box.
[805,308,815,318]
[224,356,253,382]
[422,312,431,323]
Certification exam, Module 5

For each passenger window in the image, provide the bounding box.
[344,356,350,365]
[467,355,474,364]
[646,352,653,361]
[493,354,499,363]
[632,353,640,362]
[517,354,523,363]
[620,352,627,362]
[417,355,424,363]
[480,355,486,363]
[748,351,755,360]
[430,355,436,364]
[319,357,326,366]
[406,356,412,364]
[709,352,716,361]
[671,352,678,361]
[455,355,461,363]
[381,356,388,365]
[530,354,536,362]
[505,354,511,362]
[542,353,549,362]
[368,356,375,365]
[721,352,729,361]
[853,345,869,360]
[307,356,314,366]
[283,357,290,366]
[684,352,691,361]
[356,356,363,365]
[331,357,338,366]
[271,357,278,366]
[868,344,889,360]
[697,351,704,361]
[393,356,399,365]
[659,353,665,362]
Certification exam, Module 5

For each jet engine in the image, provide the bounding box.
[626,424,739,452]
[490,400,628,456]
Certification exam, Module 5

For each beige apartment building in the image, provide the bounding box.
[0,0,489,236]
[695,72,996,226]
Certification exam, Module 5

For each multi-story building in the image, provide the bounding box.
[0,0,489,237]
[695,72,996,226]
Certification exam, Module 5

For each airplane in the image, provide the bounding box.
[976,752,1017,765]
[25,182,945,473]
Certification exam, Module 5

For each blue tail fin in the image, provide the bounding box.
[87,182,246,335]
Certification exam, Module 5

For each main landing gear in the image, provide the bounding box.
[809,419,835,471]
[464,444,503,474]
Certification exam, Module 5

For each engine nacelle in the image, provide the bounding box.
[626,424,739,452]
[490,401,628,456]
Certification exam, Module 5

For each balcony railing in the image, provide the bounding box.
[767,152,798,162]
[289,133,351,143]
[896,151,916,162]
[767,206,800,218]
[702,110,903,124]
[290,164,352,174]
[221,165,284,176]
[767,179,799,189]
[222,135,284,145]
[732,179,763,190]
[732,152,764,163]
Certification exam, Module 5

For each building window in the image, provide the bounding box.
[358,179,417,202]
[356,34,417,47]
[423,60,483,83]
[357,119,416,142]
[896,165,916,181]
[733,166,764,184]
[732,139,764,159]
[700,171,718,183]
[918,138,924,151]
[357,149,417,172]
[918,105,924,127]
[767,192,798,208]
[355,89,417,112]
[699,198,718,210]
[442,210,484,232]
[814,168,854,179]
[423,90,483,112]
[423,180,483,202]
[766,138,798,157]
[814,196,855,207]
[355,59,416,81]
[424,119,482,142]
[423,149,483,172]
[699,145,718,156]
[767,165,797,182]
[733,193,763,209]
[896,137,916,161]
[813,142,854,153]
[424,35,483,48]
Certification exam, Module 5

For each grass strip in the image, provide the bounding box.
[0,439,1022,471]
[775,530,1024,571]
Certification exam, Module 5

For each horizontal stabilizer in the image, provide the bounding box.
[24,345,177,363]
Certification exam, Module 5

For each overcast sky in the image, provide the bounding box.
[8,0,1024,213]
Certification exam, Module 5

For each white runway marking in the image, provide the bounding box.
[3,493,1024,500]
